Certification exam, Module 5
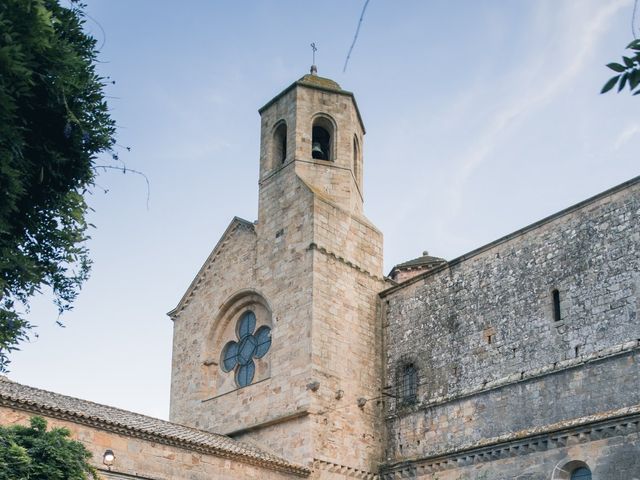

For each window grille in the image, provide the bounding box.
[402,364,417,404]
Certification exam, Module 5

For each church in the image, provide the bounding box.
[1,70,639,480]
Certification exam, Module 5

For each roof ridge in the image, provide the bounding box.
[1,377,194,431]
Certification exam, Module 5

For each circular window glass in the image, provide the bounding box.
[220,310,271,387]
[220,341,238,372]
[236,362,255,387]
[254,326,272,358]
[237,311,256,339]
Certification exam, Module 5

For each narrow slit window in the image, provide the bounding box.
[552,289,561,321]
[353,135,360,182]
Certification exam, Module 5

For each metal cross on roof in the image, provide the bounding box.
[310,43,318,75]
[311,42,317,64]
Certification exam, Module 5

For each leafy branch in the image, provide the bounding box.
[602,39,640,95]
[0,0,120,370]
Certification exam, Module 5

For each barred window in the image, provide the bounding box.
[402,364,417,404]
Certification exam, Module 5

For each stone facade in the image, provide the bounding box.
[2,72,638,479]
[0,407,299,480]
[168,72,386,476]
[381,178,640,479]
[168,72,640,478]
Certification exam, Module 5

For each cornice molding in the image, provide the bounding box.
[308,242,385,282]
[313,458,378,479]
[381,404,640,478]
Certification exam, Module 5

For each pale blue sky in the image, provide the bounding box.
[10,0,639,419]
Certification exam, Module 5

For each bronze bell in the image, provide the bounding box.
[312,142,325,159]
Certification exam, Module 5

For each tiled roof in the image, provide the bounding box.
[0,377,310,476]
[297,74,342,92]
[258,71,365,133]
[394,254,445,270]
[390,252,446,273]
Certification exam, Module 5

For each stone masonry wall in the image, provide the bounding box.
[307,194,386,473]
[0,406,302,480]
[170,220,258,426]
[381,419,640,480]
[386,349,640,462]
[382,178,640,467]
[294,85,364,215]
[260,87,296,178]
[169,168,320,466]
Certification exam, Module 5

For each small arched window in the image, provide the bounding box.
[570,467,591,480]
[401,364,417,404]
[311,116,334,161]
[353,135,360,182]
[273,122,287,165]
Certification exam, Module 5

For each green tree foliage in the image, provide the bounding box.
[0,0,116,370]
[0,416,97,479]
[602,39,640,95]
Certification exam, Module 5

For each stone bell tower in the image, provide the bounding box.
[169,68,386,477]
[258,68,366,215]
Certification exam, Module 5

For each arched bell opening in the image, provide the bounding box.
[311,115,335,161]
[273,121,287,165]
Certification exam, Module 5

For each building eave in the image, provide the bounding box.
[258,80,366,134]
[0,378,310,476]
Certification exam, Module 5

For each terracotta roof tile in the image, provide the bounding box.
[0,377,309,476]
[390,251,446,274]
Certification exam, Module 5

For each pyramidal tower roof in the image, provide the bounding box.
[258,67,364,132]
[296,72,342,92]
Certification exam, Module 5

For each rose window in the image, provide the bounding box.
[220,311,271,387]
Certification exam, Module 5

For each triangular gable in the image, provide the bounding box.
[167,217,256,320]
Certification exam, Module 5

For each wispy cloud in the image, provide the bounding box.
[614,123,640,149]
[443,0,629,216]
